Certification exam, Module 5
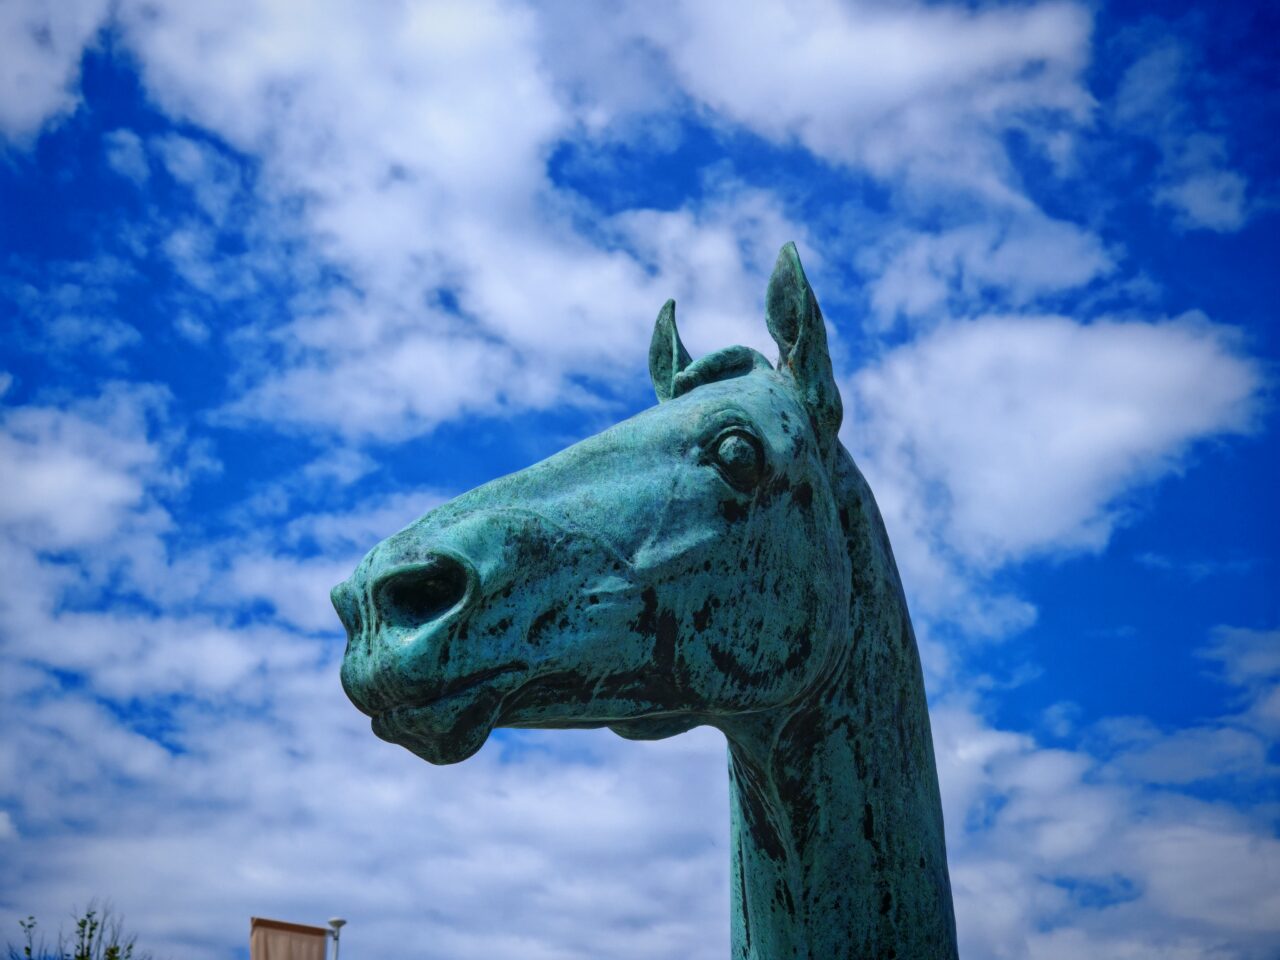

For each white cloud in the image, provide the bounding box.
[864,212,1114,329]
[1,0,1099,207]
[1113,41,1251,233]
[1135,551,1254,580]
[1,0,1097,444]
[631,0,1093,202]
[1113,41,1181,126]
[847,312,1261,634]
[0,385,171,550]
[529,0,682,140]
[46,314,142,355]
[172,311,211,344]
[0,0,1120,449]
[1198,627,1280,737]
[153,133,245,224]
[298,447,373,486]
[104,128,150,184]
[1200,627,1280,689]
[205,485,453,633]
[610,183,817,359]
[2,258,148,361]
[224,553,360,633]
[933,691,1280,960]
[83,0,808,441]
[282,488,445,554]
[3,654,733,960]
[0,0,109,142]
[1101,723,1273,785]
[17,610,317,702]
[1155,158,1249,233]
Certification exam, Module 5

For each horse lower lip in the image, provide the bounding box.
[371,663,527,717]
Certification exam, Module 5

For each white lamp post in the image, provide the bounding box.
[328,918,346,960]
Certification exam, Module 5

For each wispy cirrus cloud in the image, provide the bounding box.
[1112,38,1253,233]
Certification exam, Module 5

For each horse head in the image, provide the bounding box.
[333,243,850,763]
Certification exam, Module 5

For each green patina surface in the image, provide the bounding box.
[332,243,958,958]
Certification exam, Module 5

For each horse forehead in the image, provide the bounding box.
[405,370,805,536]
[523,371,809,486]
[616,369,801,444]
[371,371,817,571]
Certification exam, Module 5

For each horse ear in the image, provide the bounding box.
[765,242,843,449]
[649,298,692,402]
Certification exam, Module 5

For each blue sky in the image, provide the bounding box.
[1,1,1277,958]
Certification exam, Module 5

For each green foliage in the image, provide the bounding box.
[7,905,154,960]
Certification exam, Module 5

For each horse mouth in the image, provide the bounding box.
[367,662,529,720]
[365,662,528,764]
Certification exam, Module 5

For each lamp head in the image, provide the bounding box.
[328,918,347,932]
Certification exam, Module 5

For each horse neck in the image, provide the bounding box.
[719,449,958,959]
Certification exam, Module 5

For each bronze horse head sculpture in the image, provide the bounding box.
[333,243,957,958]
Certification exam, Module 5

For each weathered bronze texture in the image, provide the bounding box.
[333,243,958,958]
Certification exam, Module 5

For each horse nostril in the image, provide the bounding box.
[373,554,472,629]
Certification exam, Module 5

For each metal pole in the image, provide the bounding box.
[328,918,346,960]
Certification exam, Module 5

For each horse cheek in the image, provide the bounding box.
[772,490,846,693]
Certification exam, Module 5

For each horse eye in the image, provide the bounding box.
[714,432,764,490]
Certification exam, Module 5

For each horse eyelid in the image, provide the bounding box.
[695,422,758,458]
[702,427,768,490]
